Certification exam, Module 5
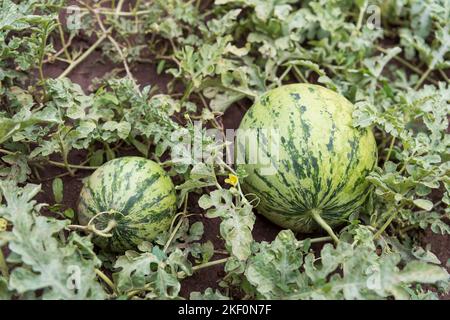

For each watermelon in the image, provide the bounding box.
[78,156,177,252]
[236,84,377,237]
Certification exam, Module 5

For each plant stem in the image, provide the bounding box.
[68,220,117,237]
[57,20,72,62]
[310,209,340,244]
[214,249,229,255]
[376,46,440,86]
[0,248,9,279]
[62,155,74,175]
[414,66,433,90]
[384,135,396,166]
[438,69,449,83]
[66,224,89,232]
[176,258,230,280]
[67,7,154,16]
[95,268,116,294]
[58,31,110,79]
[192,257,229,272]
[48,161,98,170]
[398,224,417,234]
[31,166,42,181]
[0,148,99,170]
[181,81,194,102]
[374,207,397,239]
[57,132,75,177]
[308,236,333,244]
[277,65,292,86]
[221,84,257,99]
[354,0,368,34]
[164,195,190,252]
[163,214,185,253]
[91,5,134,81]
[48,57,72,64]
[376,47,418,73]
[38,22,52,97]
[115,0,126,17]
[49,36,74,63]
[132,0,142,14]
[126,283,154,299]
[39,159,92,181]
[293,65,308,83]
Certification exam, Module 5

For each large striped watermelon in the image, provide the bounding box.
[236,84,377,237]
[78,156,177,252]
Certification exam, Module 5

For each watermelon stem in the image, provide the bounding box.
[92,220,117,238]
[0,249,9,279]
[164,195,191,253]
[95,268,116,294]
[56,131,75,177]
[310,209,340,244]
[67,220,117,238]
[164,213,186,253]
[192,257,229,272]
[67,210,118,238]
[384,136,396,166]
[374,208,398,239]
[177,257,230,279]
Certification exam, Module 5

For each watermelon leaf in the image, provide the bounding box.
[245,229,449,300]
[0,182,106,299]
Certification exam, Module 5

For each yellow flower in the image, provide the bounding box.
[0,218,7,232]
[225,174,238,187]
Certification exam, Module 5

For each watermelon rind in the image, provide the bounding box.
[78,156,177,252]
[236,84,378,234]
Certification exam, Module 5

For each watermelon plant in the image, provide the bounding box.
[237,84,378,242]
[0,0,449,300]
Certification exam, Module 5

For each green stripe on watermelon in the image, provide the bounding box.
[78,156,177,252]
[236,84,377,242]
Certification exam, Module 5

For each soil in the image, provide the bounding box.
[27,9,450,299]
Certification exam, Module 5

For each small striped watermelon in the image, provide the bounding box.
[236,84,377,236]
[78,156,176,252]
